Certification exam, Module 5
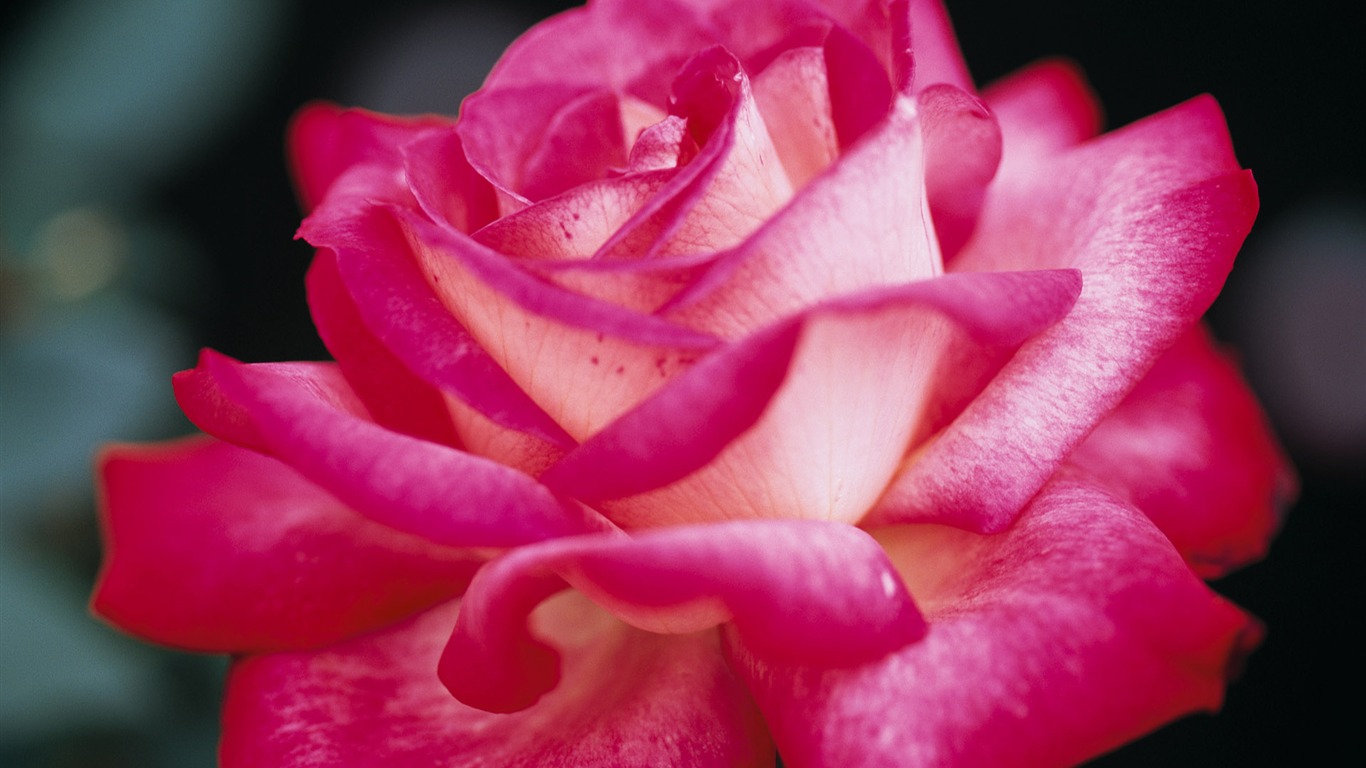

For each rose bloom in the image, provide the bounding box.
[93,0,1294,765]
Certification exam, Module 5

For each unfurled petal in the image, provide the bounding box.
[731,475,1261,767]
[541,269,1079,528]
[303,207,574,453]
[440,520,923,713]
[665,94,940,339]
[93,437,479,653]
[918,84,1001,258]
[1070,325,1295,577]
[305,249,462,447]
[222,597,773,767]
[875,95,1258,532]
[288,103,451,212]
[173,352,607,547]
[978,58,1102,162]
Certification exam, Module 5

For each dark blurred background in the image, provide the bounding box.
[0,0,1360,765]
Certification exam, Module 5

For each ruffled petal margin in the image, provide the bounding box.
[440,520,923,713]
[731,474,1261,767]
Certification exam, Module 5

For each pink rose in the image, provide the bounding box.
[94,0,1294,764]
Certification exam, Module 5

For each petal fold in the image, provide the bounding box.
[440,520,924,713]
[875,96,1258,532]
[543,269,1080,527]
[173,352,608,548]
[93,437,479,653]
[731,474,1261,767]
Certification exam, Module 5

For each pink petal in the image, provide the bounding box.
[93,437,479,653]
[822,20,895,150]
[594,47,794,260]
[542,269,1080,528]
[288,102,451,212]
[471,170,674,263]
[518,88,630,201]
[399,126,500,234]
[918,83,1002,258]
[664,93,940,340]
[173,351,608,547]
[751,46,839,188]
[1069,325,1295,577]
[222,597,773,767]
[305,249,462,447]
[482,0,717,103]
[399,209,719,440]
[439,520,924,713]
[456,84,627,205]
[731,474,1261,767]
[895,0,973,94]
[519,250,717,314]
[874,96,1259,532]
[977,58,1103,165]
[301,206,574,455]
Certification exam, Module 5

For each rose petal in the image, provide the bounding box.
[594,47,794,260]
[471,171,674,262]
[399,125,500,234]
[93,437,479,653]
[288,102,451,212]
[874,95,1258,532]
[918,83,1002,258]
[482,0,717,102]
[398,208,719,440]
[301,207,574,455]
[664,93,941,339]
[822,19,895,149]
[895,0,974,94]
[730,474,1261,767]
[305,249,462,447]
[1070,324,1295,577]
[222,596,773,767]
[439,520,924,713]
[751,46,839,187]
[977,58,1103,165]
[173,352,608,547]
[542,269,1080,527]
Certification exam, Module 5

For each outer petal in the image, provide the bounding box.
[439,520,924,713]
[543,269,1080,528]
[730,475,1261,767]
[1069,325,1295,577]
[288,103,451,212]
[173,352,608,547]
[223,596,773,767]
[303,206,575,458]
[874,95,1258,532]
[305,249,462,448]
[482,0,718,102]
[93,437,479,653]
[977,58,1102,163]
